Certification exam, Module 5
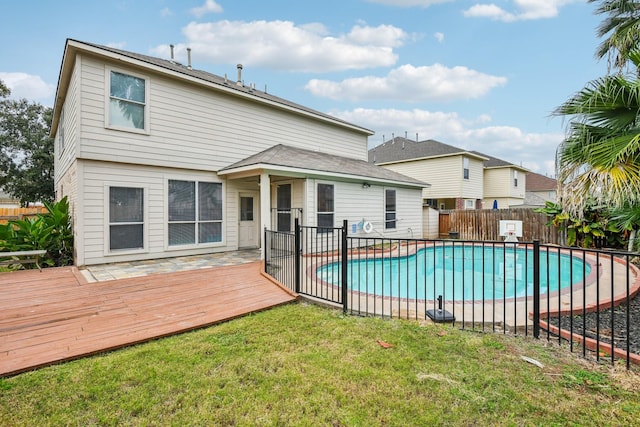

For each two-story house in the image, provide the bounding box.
[477,153,528,209]
[369,137,528,210]
[51,39,425,267]
[523,172,557,207]
[369,138,487,210]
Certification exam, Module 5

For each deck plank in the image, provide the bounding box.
[0,262,296,376]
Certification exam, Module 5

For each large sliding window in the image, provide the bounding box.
[317,183,334,233]
[109,187,144,251]
[108,70,147,131]
[168,180,222,246]
[385,189,397,229]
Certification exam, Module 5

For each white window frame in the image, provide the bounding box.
[165,178,224,250]
[316,182,334,233]
[463,157,470,180]
[465,199,475,210]
[384,188,397,230]
[514,170,519,188]
[104,184,148,256]
[105,67,150,134]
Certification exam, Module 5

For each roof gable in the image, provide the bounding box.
[51,39,373,137]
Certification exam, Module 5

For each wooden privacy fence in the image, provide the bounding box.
[0,207,48,224]
[441,208,563,244]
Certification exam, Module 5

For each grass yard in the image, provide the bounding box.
[1,302,639,426]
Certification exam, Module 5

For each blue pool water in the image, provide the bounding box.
[316,245,591,302]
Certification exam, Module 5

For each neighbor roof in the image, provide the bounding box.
[368,138,488,164]
[472,151,528,172]
[526,172,557,191]
[219,144,428,188]
[51,39,374,137]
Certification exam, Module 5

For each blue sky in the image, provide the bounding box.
[2,0,607,176]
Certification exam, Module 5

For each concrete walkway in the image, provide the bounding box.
[83,249,261,281]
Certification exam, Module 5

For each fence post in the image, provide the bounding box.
[533,239,540,339]
[264,227,268,273]
[341,219,348,314]
[294,218,301,294]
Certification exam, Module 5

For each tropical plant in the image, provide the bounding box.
[591,0,640,72]
[553,51,640,217]
[0,197,73,268]
[535,201,620,248]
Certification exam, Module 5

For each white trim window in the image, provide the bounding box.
[317,183,334,233]
[109,186,144,251]
[168,180,223,246]
[514,170,519,188]
[385,189,397,229]
[465,199,475,210]
[463,157,470,180]
[107,69,148,132]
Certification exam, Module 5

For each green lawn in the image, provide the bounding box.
[1,302,638,426]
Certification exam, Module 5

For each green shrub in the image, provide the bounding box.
[0,197,73,268]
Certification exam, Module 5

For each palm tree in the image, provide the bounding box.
[590,0,640,72]
[554,52,640,217]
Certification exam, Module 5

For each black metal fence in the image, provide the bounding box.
[264,220,640,368]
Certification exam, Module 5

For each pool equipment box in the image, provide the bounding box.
[426,295,455,323]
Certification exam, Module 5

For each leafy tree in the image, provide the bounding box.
[0,79,54,206]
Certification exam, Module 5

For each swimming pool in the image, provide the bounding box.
[316,245,592,302]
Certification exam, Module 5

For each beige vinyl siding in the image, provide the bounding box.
[484,168,525,202]
[75,56,367,172]
[54,60,80,184]
[381,155,483,200]
[78,160,237,266]
[305,179,421,238]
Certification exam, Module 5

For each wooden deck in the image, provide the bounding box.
[0,262,297,376]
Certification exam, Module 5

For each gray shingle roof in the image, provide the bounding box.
[368,137,487,164]
[220,144,428,187]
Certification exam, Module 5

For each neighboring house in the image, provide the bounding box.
[369,137,529,210]
[0,189,19,208]
[368,138,477,209]
[50,39,425,267]
[477,153,528,209]
[522,172,557,208]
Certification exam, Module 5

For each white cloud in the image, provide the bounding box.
[106,42,127,49]
[434,32,444,43]
[0,72,54,101]
[190,0,223,17]
[305,64,507,102]
[160,7,172,17]
[334,107,561,175]
[366,0,453,7]
[152,20,407,72]
[464,0,579,22]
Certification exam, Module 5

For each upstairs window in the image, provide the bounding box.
[514,170,519,187]
[108,70,147,131]
[463,157,470,180]
[385,189,396,229]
